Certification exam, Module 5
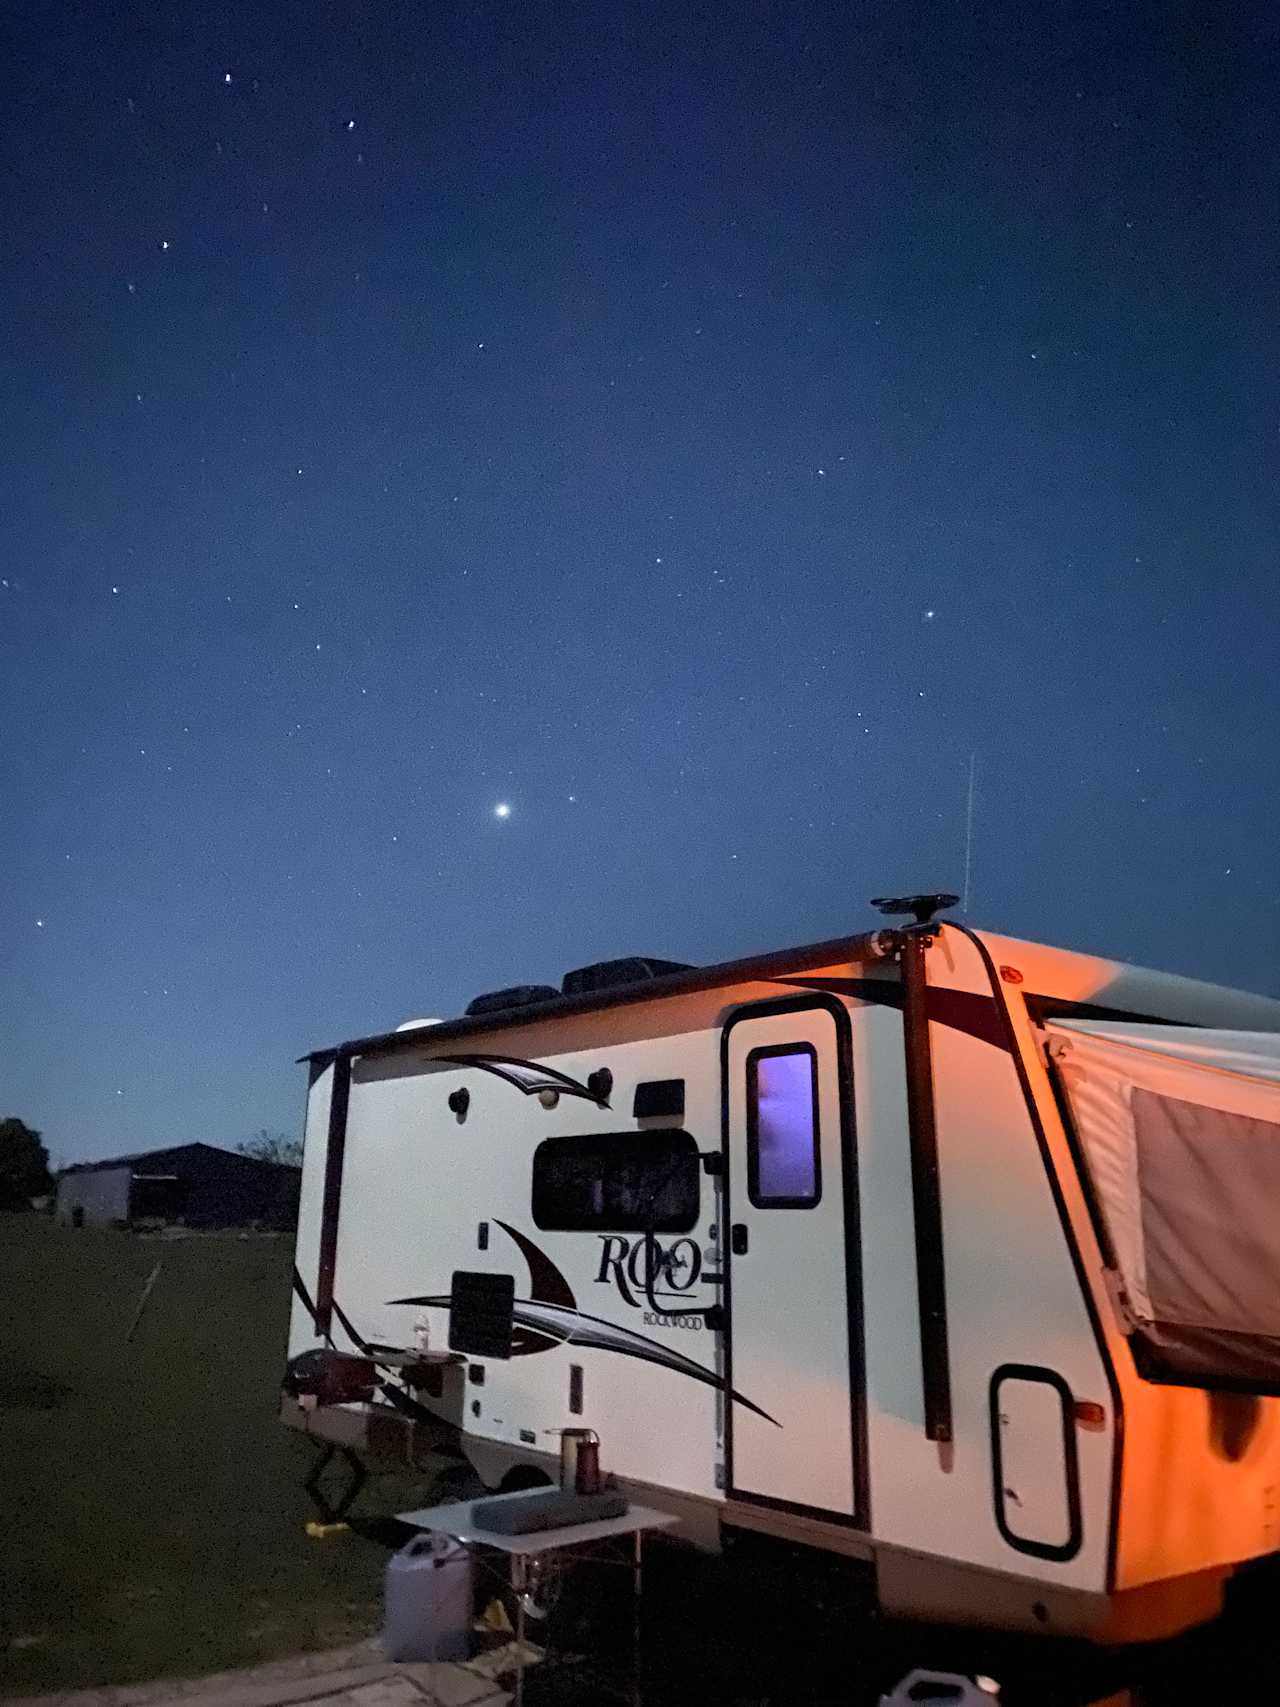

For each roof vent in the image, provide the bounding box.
[464,984,560,1017]
[561,957,694,998]
[396,1017,444,1032]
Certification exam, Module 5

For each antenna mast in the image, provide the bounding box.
[961,752,977,918]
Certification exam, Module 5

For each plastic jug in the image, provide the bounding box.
[879,1671,1000,1705]
[383,1532,473,1662]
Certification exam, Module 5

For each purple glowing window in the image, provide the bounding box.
[747,1044,820,1208]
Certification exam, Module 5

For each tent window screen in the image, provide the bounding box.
[1134,1088,1280,1338]
[531,1130,699,1232]
[1047,1019,1280,1392]
[747,1044,821,1208]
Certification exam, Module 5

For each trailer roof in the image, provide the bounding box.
[302,920,1280,1068]
[303,925,892,1065]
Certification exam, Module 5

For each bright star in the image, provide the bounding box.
[494,802,512,820]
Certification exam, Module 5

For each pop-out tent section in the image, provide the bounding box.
[1045,1020,1280,1392]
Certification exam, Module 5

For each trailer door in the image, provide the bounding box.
[723,996,863,1520]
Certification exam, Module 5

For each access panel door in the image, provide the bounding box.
[724,997,863,1520]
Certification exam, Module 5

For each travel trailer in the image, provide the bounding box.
[282,895,1280,1642]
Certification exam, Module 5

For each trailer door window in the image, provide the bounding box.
[747,1044,821,1207]
[532,1129,699,1232]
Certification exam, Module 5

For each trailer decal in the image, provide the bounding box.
[390,1218,775,1422]
[389,1284,779,1423]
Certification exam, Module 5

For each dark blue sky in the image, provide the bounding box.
[4,2,1278,1163]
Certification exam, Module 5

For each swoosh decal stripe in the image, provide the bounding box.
[388,1290,779,1425]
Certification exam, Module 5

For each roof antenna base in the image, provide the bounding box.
[870,892,960,928]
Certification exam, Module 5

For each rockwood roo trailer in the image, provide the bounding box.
[282,894,1280,1642]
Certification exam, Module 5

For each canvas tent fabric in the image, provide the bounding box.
[1045,1021,1280,1391]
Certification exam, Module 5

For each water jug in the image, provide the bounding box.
[383,1532,473,1662]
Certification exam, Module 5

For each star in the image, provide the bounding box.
[924,608,936,621]
[223,72,232,84]
[35,918,45,928]
[494,802,512,819]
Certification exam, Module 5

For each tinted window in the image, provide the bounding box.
[532,1129,700,1232]
[747,1044,820,1207]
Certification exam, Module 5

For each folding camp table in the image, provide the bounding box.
[397,1486,678,1704]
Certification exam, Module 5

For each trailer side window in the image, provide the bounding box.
[747,1044,820,1208]
[532,1130,700,1232]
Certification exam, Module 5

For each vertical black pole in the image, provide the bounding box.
[314,1052,352,1341]
[900,931,952,1443]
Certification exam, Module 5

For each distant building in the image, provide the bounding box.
[55,1142,300,1230]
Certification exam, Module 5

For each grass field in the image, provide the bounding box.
[0,1214,433,1698]
[11,1216,1280,1706]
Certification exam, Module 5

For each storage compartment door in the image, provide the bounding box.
[990,1364,1081,1560]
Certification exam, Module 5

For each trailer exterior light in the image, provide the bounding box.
[1073,1400,1106,1430]
[999,965,1024,984]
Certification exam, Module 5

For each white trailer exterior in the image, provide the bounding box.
[285,905,1280,1642]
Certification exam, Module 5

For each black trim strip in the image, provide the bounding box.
[292,1266,322,1333]
[314,1054,352,1341]
[331,1295,370,1355]
[720,992,869,1530]
[1023,994,1192,1029]
[778,976,1010,1054]
[947,924,1124,1595]
[989,1363,1083,1562]
[901,933,952,1443]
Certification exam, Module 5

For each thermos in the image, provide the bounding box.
[558,1427,601,1494]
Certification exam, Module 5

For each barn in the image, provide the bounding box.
[55,1143,299,1230]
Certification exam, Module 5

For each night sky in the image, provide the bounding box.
[4,3,1278,1164]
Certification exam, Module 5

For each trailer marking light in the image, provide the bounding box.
[999,965,1024,984]
[1073,1400,1106,1430]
